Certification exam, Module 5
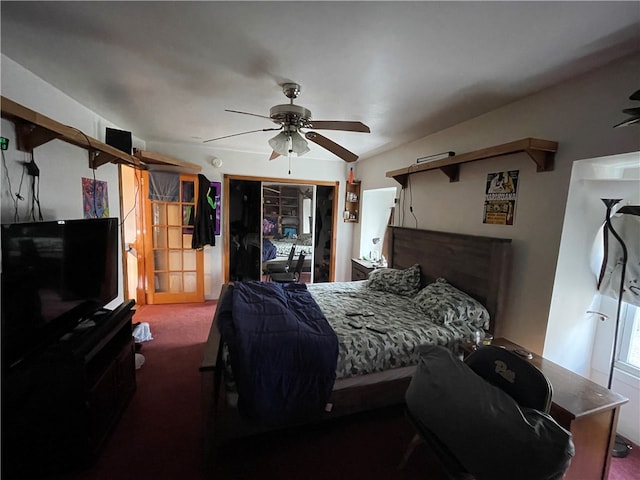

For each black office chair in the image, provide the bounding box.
[264,245,295,281]
[270,252,306,283]
[399,346,573,480]
[465,345,552,412]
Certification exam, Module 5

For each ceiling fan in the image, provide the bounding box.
[203,83,370,162]
[614,89,640,128]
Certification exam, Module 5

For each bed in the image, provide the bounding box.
[261,236,314,271]
[201,226,512,450]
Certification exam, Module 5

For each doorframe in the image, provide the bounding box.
[223,174,339,284]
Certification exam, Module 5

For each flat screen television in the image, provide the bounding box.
[1,218,119,367]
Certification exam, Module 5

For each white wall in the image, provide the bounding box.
[550,154,640,444]
[351,52,640,442]
[547,155,640,376]
[1,55,145,308]
[354,53,640,354]
[1,54,355,305]
[359,187,397,260]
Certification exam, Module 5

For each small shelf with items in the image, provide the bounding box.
[344,181,361,223]
[263,185,300,236]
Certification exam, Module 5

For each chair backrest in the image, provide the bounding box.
[464,345,553,413]
[285,245,296,270]
[292,252,306,280]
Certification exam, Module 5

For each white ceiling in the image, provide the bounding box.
[2,1,639,162]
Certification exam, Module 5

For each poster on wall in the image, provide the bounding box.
[210,181,221,235]
[82,178,109,218]
[483,170,519,225]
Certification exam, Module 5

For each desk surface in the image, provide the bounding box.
[492,338,628,419]
[351,258,378,269]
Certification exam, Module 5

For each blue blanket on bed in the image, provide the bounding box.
[262,238,277,262]
[218,281,338,425]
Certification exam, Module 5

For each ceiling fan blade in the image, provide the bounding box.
[614,115,640,128]
[225,109,272,120]
[203,127,282,143]
[308,120,370,133]
[305,131,359,162]
[269,151,280,160]
[622,107,640,115]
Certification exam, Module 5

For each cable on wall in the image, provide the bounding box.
[2,149,26,222]
[26,151,42,221]
[121,168,140,225]
[399,184,406,227]
[407,173,418,229]
[68,125,101,218]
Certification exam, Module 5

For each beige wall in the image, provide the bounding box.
[352,53,640,355]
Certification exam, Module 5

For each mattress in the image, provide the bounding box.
[307,281,474,379]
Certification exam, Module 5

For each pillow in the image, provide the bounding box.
[405,346,574,480]
[366,263,421,296]
[413,277,489,329]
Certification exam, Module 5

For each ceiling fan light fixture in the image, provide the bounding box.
[290,130,310,156]
[268,130,310,157]
[268,131,290,156]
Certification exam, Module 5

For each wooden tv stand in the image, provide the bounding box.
[2,300,137,477]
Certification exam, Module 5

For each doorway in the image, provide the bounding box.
[223,175,338,284]
[119,167,204,305]
[262,183,315,283]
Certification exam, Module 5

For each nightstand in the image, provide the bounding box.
[351,258,376,281]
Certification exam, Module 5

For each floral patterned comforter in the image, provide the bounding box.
[307,281,476,380]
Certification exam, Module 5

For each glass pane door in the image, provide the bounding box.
[142,173,204,304]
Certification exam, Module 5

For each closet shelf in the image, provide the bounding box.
[386,137,557,187]
[1,96,140,169]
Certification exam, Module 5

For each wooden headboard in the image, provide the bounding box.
[388,227,512,334]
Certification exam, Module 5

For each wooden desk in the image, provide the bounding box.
[488,338,628,480]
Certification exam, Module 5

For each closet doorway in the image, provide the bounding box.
[223,175,338,284]
[262,183,314,283]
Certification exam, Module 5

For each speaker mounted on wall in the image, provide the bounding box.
[105,127,132,154]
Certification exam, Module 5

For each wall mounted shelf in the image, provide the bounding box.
[344,181,361,222]
[1,96,140,169]
[1,97,201,172]
[386,137,558,187]
[133,150,201,173]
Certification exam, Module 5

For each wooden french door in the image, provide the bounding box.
[137,171,204,304]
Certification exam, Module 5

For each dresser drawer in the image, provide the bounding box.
[351,258,376,281]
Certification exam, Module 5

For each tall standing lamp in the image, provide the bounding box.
[594,189,639,458]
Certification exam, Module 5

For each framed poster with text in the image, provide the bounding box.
[483,170,519,225]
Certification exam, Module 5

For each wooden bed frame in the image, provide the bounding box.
[200,227,511,454]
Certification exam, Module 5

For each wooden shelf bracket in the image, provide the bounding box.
[1,96,141,169]
[386,137,558,187]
